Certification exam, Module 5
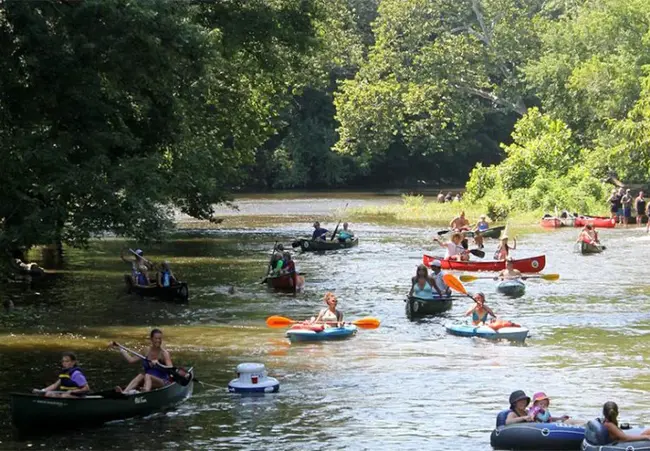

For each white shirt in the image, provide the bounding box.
[433,271,449,293]
[444,242,465,259]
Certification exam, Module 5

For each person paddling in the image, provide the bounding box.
[450,211,470,231]
[312,292,343,328]
[312,222,328,241]
[434,232,470,261]
[576,224,599,245]
[121,248,152,279]
[494,235,516,261]
[34,352,90,398]
[498,257,522,280]
[429,260,451,296]
[111,329,172,393]
[465,292,496,325]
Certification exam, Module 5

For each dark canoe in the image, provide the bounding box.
[11,372,193,433]
[405,295,455,319]
[479,225,505,239]
[124,275,189,303]
[293,237,359,252]
[265,273,300,292]
[580,241,603,255]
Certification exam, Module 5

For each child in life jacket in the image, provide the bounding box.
[529,392,569,423]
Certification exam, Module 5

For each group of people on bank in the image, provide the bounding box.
[607,187,650,228]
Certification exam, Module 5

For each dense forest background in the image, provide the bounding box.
[3,0,650,250]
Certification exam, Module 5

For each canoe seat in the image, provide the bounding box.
[584,418,609,445]
[496,409,511,428]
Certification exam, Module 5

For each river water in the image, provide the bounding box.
[1,194,650,450]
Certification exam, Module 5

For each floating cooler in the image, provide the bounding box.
[227,363,280,393]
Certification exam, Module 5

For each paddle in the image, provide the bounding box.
[330,202,350,241]
[460,273,560,282]
[128,248,154,267]
[469,249,485,258]
[265,315,380,330]
[111,342,219,388]
[261,242,278,284]
[443,273,474,300]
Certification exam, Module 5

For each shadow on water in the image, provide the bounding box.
[1,197,650,450]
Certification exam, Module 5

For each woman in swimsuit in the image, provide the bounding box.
[112,329,172,393]
[494,235,517,261]
[313,292,343,328]
[465,292,497,325]
[408,264,441,298]
[602,401,650,441]
[576,224,599,244]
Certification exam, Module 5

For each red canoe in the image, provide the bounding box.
[540,217,562,228]
[574,216,616,228]
[266,273,299,291]
[422,254,546,273]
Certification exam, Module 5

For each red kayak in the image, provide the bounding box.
[422,254,546,273]
[574,216,616,228]
[540,217,562,228]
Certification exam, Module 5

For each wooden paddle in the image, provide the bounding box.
[265,315,380,329]
[261,242,279,284]
[460,273,560,282]
[330,202,350,241]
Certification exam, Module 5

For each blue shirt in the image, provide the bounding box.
[312,228,328,240]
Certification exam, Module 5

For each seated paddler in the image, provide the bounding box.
[157,261,177,287]
[112,328,172,393]
[33,352,90,398]
[312,292,343,328]
[312,221,328,241]
[337,222,355,242]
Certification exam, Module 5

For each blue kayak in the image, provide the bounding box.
[496,279,526,298]
[446,324,529,342]
[286,325,357,343]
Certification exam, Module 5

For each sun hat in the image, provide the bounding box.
[480,214,486,219]
[509,390,531,407]
[532,392,549,403]
[430,260,442,268]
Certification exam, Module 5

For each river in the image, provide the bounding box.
[1,194,649,450]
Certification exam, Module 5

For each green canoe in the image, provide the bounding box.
[124,275,189,303]
[405,295,455,319]
[11,370,193,433]
[292,237,359,252]
[477,225,505,239]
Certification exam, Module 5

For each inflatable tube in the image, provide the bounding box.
[490,422,585,450]
[286,325,357,343]
[582,418,650,450]
[446,324,529,342]
[496,279,526,298]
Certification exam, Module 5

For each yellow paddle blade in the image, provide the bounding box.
[459,275,478,282]
[265,316,295,328]
[541,273,560,281]
[352,317,381,329]
[443,273,468,295]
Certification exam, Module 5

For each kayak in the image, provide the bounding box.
[491,420,585,450]
[405,295,455,319]
[574,216,616,228]
[496,279,526,298]
[265,273,302,291]
[582,418,648,451]
[422,254,546,273]
[11,369,194,433]
[286,325,357,342]
[124,275,189,303]
[580,241,603,254]
[445,324,529,342]
[292,237,359,252]
[479,225,505,239]
[541,217,563,228]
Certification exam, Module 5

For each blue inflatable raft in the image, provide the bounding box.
[490,409,585,450]
[582,418,650,450]
[286,325,357,342]
[446,324,529,342]
[496,279,526,298]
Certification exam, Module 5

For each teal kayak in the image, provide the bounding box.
[446,324,529,342]
[286,325,357,342]
[496,279,526,298]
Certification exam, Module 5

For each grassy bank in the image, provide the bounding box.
[347,195,551,236]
